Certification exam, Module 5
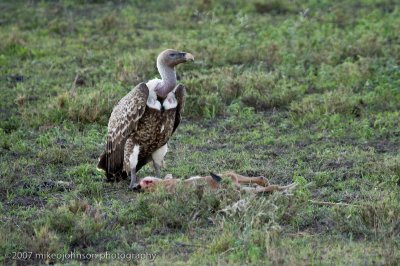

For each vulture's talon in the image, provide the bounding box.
[129,183,141,191]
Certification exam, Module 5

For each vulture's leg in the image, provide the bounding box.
[153,163,161,179]
[152,144,168,178]
[129,170,138,189]
[128,145,140,189]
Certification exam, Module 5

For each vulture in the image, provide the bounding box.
[97,49,194,189]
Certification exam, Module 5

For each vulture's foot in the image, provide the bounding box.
[129,183,141,191]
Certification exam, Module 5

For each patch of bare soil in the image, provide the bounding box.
[38,180,75,192]
[0,188,8,202]
[363,139,400,154]
[8,195,46,207]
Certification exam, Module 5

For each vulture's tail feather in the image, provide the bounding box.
[97,151,107,172]
[97,150,116,180]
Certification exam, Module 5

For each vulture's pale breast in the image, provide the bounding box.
[122,85,180,174]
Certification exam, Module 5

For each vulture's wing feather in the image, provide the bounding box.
[172,84,186,134]
[101,83,149,175]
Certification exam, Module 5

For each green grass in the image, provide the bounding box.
[1,0,399,264]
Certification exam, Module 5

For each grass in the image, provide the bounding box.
[1,0,399,264]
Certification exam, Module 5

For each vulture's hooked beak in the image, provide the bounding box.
[183,52,194,62]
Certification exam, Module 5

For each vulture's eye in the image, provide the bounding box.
[169,53,177,57]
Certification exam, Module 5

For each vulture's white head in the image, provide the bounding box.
[154,49,194,98]
[157,49,194,68]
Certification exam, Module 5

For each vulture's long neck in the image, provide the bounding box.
[156,61,176,99]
